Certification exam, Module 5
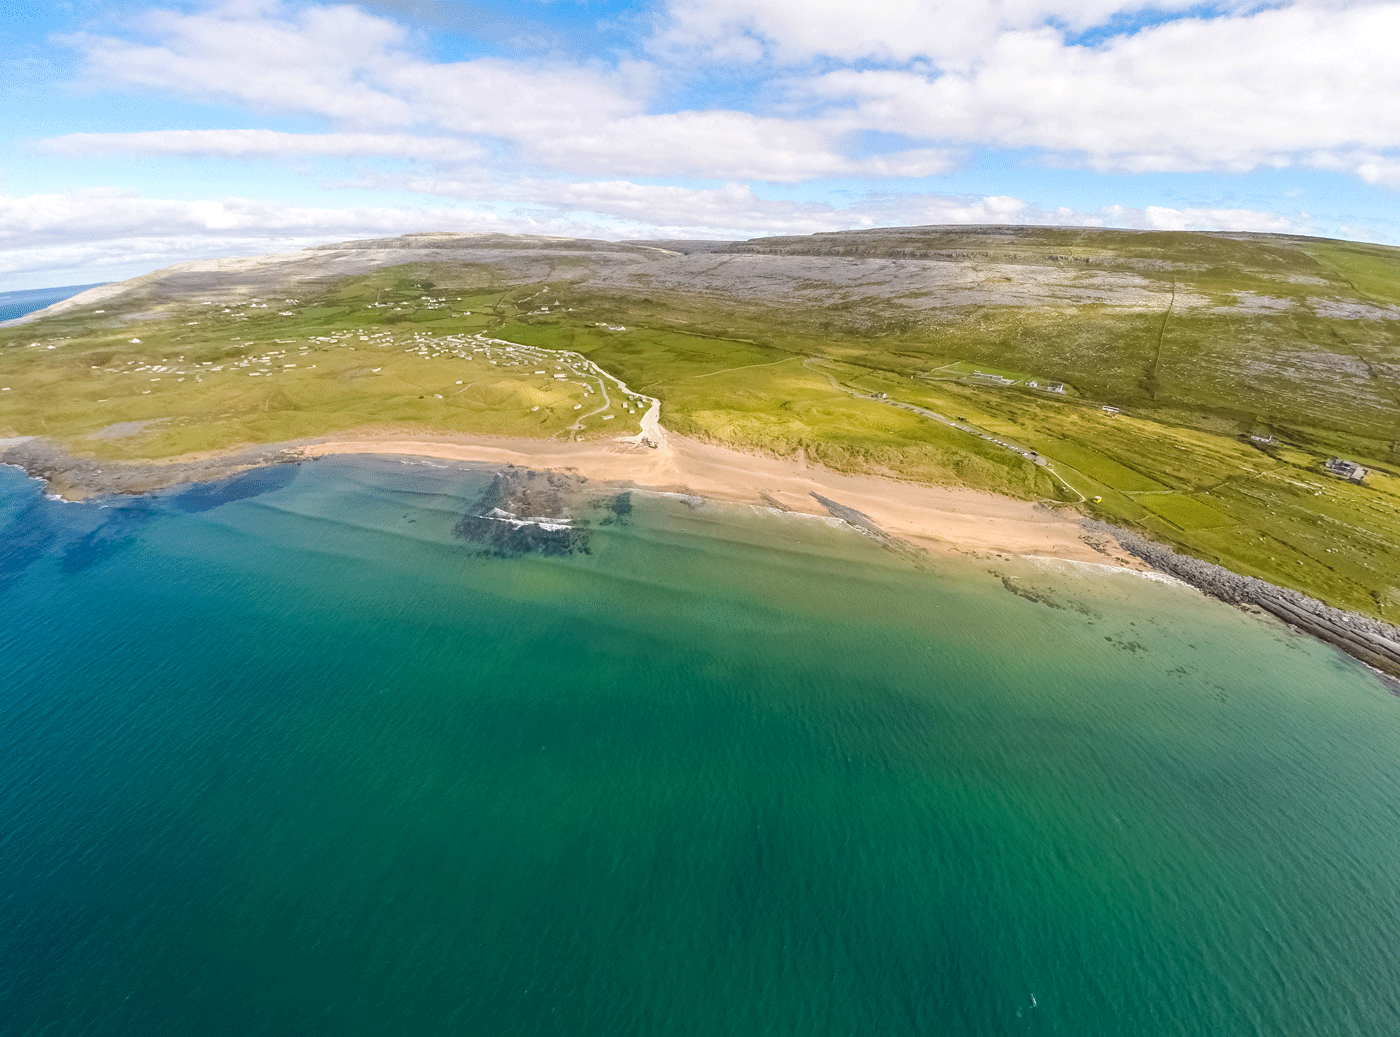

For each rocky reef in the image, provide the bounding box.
[1087,520,1400,684]
[453,467,592,556]
[453,469,639,556]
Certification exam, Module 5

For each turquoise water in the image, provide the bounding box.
[3,457,1400,1037]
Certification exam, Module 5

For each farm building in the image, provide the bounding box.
[1324,458,1368,483]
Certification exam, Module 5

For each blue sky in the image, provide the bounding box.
[2,0,1399,288]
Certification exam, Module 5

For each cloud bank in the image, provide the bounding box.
[56,0,1400,183]
[1,0,1393,284]
[0,186,1303,288]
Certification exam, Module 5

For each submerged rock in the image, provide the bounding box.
[1086,519,1400,684]
[595,490,633,525]
[454,468,591,556]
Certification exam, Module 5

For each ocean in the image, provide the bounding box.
[3,456,1398,1036]
[0,284,107,324]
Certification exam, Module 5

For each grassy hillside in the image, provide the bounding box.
[2,227,1398,618]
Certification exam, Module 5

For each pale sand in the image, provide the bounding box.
[297,430,1142,568]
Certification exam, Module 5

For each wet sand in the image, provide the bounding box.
[0,427,1141,566]
[296,431,1138,567]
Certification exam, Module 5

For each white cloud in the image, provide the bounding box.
[0,188,599,288]
[306,167,1316,238]
[521,113,954,181]
[1313,151,1400,190]
[0,186,1309,290]
[42,129,486,164]
[58,1,1400,186]
[67,3,418,126]
[38,124,952,184]
[383,56,648,136]
[656,0,1222,66]
[64,5,659,164]
[1092,204,1301,234]
[7,0,1392,289]
[802,3,1400,174]
[54,2,950,181]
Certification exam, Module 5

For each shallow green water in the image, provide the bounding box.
[3,456,1399,1037]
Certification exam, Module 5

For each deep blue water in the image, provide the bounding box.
[0,283,107,323]
[2,456,1399,1036]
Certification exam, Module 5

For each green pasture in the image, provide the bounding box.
[1304,242,1400,306]
[0,269,641,455]
[1136,493,1233,529]
[929,360,1041,384]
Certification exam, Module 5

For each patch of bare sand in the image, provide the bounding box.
[298,430,1139,567]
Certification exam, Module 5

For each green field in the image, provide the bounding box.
[3,227,1399,618]
[0,269,642,457]
[1137,493,1234,529]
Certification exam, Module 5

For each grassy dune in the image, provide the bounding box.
[3,228,1398,618]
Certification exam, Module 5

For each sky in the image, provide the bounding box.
[2,0,1399,289]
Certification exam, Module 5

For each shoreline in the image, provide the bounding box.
[0,428,1136,567]
[5,429,1399,686]
[1086,520,1400,686]
[301,431,1142,568]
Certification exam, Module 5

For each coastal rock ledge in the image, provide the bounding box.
[1086,520,1400,685]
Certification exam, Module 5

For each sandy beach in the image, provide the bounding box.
[296,429,1138,567]
[0,425,1144,566]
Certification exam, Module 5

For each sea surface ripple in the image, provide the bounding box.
[2,457,1399,1036]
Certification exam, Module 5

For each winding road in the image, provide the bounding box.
[802,358,1086,502]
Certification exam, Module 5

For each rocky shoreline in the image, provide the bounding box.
[1085,520,1400,686]
[0,436,306,500]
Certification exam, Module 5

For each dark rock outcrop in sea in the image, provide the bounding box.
[453,467,592,557]
[810,492,907,551]
[1086,520,1400,684]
